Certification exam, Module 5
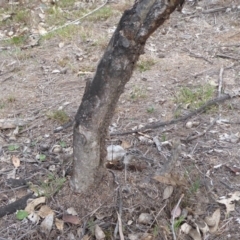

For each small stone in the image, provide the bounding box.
[186,121,193,128]
[138,213,153,225]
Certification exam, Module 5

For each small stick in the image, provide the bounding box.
[111,94,231,136]
[171,194,184,240]
[216,54,240,61]
[218,67,224,97]
[202,7,228,14]
[153,136,162,152]
[184,117,218,142]
[117,212,124,240]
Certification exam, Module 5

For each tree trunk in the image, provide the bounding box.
[71,0,184,193]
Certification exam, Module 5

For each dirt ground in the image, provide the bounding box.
[1,0,240,239]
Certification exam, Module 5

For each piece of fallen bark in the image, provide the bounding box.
[0,193,34,218]
[6,178,27,188]
[0,118,33,129]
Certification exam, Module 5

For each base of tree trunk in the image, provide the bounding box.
[70,125,106,193]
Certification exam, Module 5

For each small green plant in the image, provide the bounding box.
[130,86,147,99]
[190,178,201,194]
[58,0,76,8]
[47,110,69,124]
[8,145,20,151]
[174,216,185,230]
[7,95,16,103]
[16,210,29,220]
[39,154,46,162]
[40,174,66,198]
[152,224,160,238]
[88,6,113,21]
[42,24,78,41]
[87,217,96,235]
[147,106,155,113]
[137,58,156,72]
[175,84,215,109]
[161,133,167,142]
[0,101,5,109]
[59,141,66,148]
[15,9,31,24]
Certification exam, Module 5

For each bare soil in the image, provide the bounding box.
[1,0,240,239]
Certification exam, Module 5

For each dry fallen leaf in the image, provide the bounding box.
[141,233,153,240]
[28,212,40,224]
[163,186,174,200]
[205,208,221,233]
[25,197,46,213]
[171,205,181,218]
[63,214,81,225]
[38,205,54,218]
[95,224,105,240]
[12,155,20,168]
[66,207,78,216]
[121,140,131,149]
[188,228,202,240]
[153,175,177,186]
[154,173,186,186]
[40,213,54,234]
[55,218,64,232]
[217,191,240,215]
[181,223,192,234]
[82,235,91,240]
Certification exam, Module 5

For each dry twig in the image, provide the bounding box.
[111,94,231,136]
[171,194,184,240]
[183,117,218,142]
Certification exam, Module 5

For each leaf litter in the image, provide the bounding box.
[1,0,240,239]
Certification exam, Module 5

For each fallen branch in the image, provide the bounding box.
[0,193,34,218]
[202,7,228,14]
[183,116,218,142]
[216,53,240,61]
[183,48,212,64]
[111,94,231,136]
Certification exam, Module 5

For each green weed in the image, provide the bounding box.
[130,86,147,100]
[40,174,66,198]
[8,145,20,151]
[7,95,16,103]
[175,84,215,109]
[87,6,113,21]
[137,58,156,72]
[190,178,201,194]
[174,216,185,230]
[47,110,69,124]
[147,106,155,113]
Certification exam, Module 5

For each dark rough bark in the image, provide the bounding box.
[71,0,184,193]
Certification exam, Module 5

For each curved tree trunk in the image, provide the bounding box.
[71,0,184,193]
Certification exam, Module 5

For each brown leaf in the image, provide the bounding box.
[12,155,20,168]
[95,224,105,240]
[217,192,240,215]
[163,186,174,200]
[38,205,54,218]
[121,140,131,149]
[62,214,81,225]
[205,208,221,233]
[171,205,181,218]
[25,197,46,213]
[153,175,176,186]
[55,218,64,232]
[40,213,54,234]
